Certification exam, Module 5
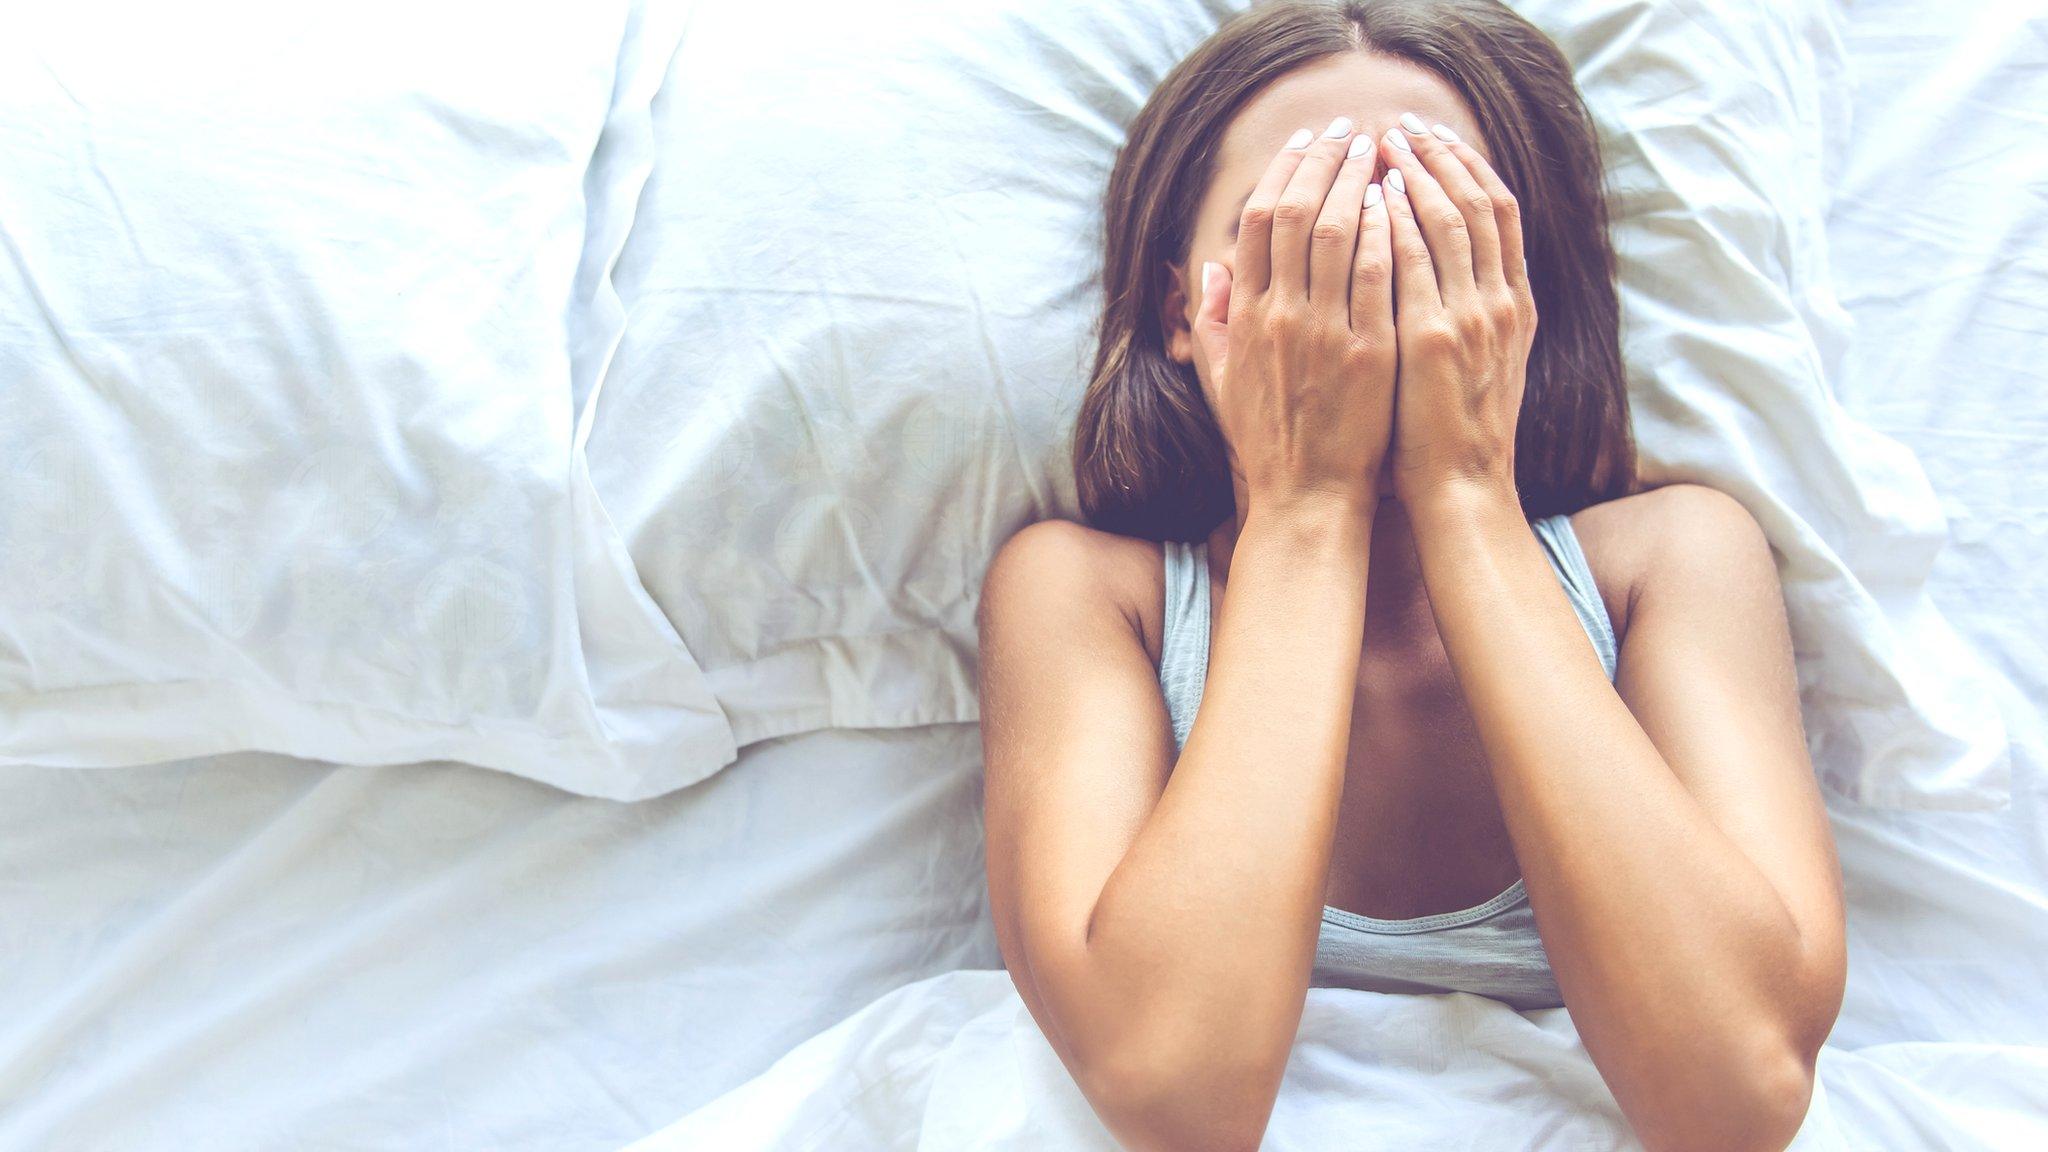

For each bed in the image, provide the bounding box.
[1,0,2043,1148]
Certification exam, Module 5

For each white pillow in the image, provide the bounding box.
[586,0,2006,807]
[0,0,738,800]
[589,0,1235,749]
[1541,0,2009,809]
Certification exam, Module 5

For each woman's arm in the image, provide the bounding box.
[979,120,1396,1152]
[1375,120,1847,1152]
[1408,482,1843,1152]
[981,508,1366,1152]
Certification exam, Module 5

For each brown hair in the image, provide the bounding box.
[1073,0,1634,541]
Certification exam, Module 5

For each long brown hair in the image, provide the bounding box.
[1074,0,1633,541]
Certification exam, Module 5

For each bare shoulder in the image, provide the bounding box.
[979,519,1170,662]
[976,521,1180,799]
[1566,484,1779,642]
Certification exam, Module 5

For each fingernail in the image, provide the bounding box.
[1285,127,1313,150]
[1431,123,1459,142]
[1365,183,1384,209]
[1386,129,1412,153]
[1323,116,1353,139]
[1400,112,1427,135]
[1201,261,1215,295]
[1346,134,1373,159]
[1386,168,1406,195]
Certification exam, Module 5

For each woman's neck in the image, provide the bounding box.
[1206,485,1439,649]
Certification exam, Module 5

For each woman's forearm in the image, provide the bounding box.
[1407,481,1819,1152]
[1075,497,1370,1139]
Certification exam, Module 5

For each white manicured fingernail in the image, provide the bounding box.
[1365,183,1384,209]
[1285,128,1314,150]
[1323,116,1353,139]
[1431,123,1459,142]
[1201,261,1215,295]
[1347,134,1373,159]
[1386,129,1412,153]
[1386,168,1406,195]
[1400,112,1427,135]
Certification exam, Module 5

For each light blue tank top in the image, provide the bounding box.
[1157,514,1617,1012]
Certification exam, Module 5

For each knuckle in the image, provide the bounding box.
[1496,192,1522,222]
[1262,301,1306,334]
[1344,332,1391,366]
[1272,196,1317,227]
[1486,291,1519,326]
[1239,202,1275,232]
[1310,217,1352,247]
[1432,208,1468,236]
[1352,253,1389,288]
[1461,188,1494,216]
[1417,320,1458,349]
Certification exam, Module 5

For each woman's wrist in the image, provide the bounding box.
[1401,469,1519,536]
[1242,487,1377,560]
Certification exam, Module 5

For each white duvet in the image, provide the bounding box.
[635,970,2048,1151]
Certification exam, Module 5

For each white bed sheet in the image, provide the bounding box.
[1823,0,2048,783]
[2,0,2044,1149]
[0,726,999,1149]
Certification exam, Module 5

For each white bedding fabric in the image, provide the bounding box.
[0,1,737,800]
[0,726,1001,1149]
[0,0,2043,1148]
[635,971,2048,1151]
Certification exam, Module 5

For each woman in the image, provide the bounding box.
[975,3,1847,1151]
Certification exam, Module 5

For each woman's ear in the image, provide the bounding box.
[1159,261,1196,366]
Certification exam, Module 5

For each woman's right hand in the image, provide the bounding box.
[1193,117,1397,521]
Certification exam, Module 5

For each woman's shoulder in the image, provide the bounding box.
[979,519,1171,662]
[1564,484,1777,644]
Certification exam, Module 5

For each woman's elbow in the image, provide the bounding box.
[1649,1047,1817,1152]
[1745,1049,1820,1152]
[1076,1040,1280,1152]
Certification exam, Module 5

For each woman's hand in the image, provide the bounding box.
[1193,118,1396,522]
[1375,116,1537,509]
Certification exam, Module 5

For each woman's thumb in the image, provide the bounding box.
[1194,260,1231,370]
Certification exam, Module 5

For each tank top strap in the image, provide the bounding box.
[1158,539,1211,753]
[1531,513,1618,680]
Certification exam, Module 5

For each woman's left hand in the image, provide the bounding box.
[1376,116,1537,508]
